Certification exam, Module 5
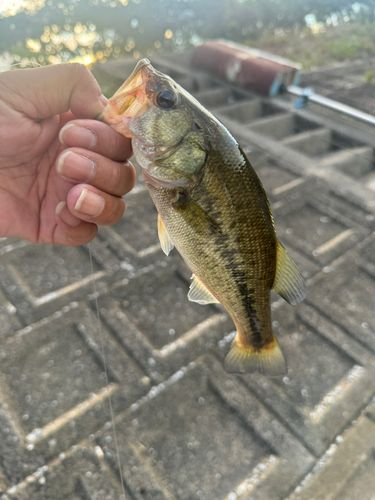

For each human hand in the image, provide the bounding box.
[0,63,136,246]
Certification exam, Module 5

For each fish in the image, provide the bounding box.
[100,58,306,376]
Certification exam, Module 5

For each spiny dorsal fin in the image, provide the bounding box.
[157,214,174,256]
[188,275,220,305]
[273,240,306,305]
[224,336,287,376]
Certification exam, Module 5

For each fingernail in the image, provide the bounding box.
[57,151,95,182]
[90,95,108,118]
[74,189,104,217]
[59,123,97,149]
[99,94,108,107]
[56,201,66,215]
[55,201,81,227]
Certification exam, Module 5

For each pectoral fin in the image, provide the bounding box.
[172,193,222,235]
[157,214,174,256]
[272,240,306,305]
[188,275,220,305]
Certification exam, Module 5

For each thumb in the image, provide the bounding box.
[0,63,107,120]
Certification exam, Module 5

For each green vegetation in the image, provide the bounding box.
[364,69,375,83]
[249,23,375,70]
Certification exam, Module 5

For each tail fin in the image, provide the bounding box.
[224,336,286,376]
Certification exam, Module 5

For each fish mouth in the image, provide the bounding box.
[98,58,154,137]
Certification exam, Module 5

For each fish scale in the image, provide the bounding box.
[101,58,306,376]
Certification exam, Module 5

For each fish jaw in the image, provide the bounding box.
[99,58,153,138]
[99,58,203,190]
[141,166,191,189]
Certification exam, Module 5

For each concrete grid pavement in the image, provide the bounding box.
[0,52,374,499]
[300,57,375,117]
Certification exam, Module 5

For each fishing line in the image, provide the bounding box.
[88,242,126,500]
[0,62,43,72]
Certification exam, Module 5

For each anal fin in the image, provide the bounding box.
[188,275,220,305]
[157,214,174,256]
[273,240,306,305]
[224,336,286,376]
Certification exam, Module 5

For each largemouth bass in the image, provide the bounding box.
[100,59,306,376]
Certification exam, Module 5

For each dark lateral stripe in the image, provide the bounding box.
[237,281,263,348]
[218,238,264,347]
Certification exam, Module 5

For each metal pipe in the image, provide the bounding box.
[287,85,375,126]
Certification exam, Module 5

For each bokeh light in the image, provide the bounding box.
[1,0,374,72]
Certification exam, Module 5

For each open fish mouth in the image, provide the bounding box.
[110,58,151,113]
[99,58,154,136]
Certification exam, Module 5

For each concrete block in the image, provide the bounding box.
[97,260,231,380]
[6,444,125,500]
[247,113,295,140]
[191,87,233,109]
[319,146,374,178]
[289,416,375,500]
[274,195,368,266]
[233,300,375,456]
[99,357,314,500]
[307,234,375,353]
[282,128,332,157]
[0,303,147,479]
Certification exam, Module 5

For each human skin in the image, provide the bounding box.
[0,63,136,246]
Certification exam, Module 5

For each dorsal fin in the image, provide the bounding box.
[188,275,220,305]
[272,240,306,305]
[157,214,174,256]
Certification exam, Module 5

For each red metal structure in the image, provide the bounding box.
[192,40,300,96]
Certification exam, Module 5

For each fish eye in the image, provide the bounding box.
[156,89,177,109]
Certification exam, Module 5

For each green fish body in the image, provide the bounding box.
[101,59,306,375]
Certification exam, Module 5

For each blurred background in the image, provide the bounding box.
[1,2,375,499]
[1,0,375,75]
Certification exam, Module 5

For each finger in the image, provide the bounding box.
[55,202,98,246]
[1,63,106,120]
[66,185,125,226]
[59,120,133,161]
[57,149,136,197]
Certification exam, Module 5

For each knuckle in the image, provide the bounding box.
[108,129,123,157]
[109,162,123,192]
[127,162,137,190]
[65,236,82,247]
[66,223,97,245]
[117,199,126,219]
[67,64,99,98]
[68,63,90,80]
[107,128,131,161]
[103,198,124,225]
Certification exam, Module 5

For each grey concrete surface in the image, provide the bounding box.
[300,58,375,116]
[0,54,375,499]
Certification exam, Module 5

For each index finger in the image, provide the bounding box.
[0,63,106,120]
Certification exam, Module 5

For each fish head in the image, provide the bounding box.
[100,58,212,188]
